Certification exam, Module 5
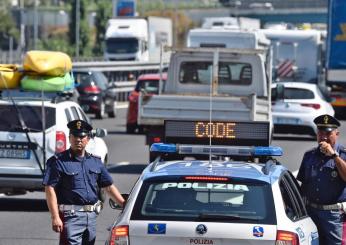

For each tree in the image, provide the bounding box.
[68,0,92,57]
[93,0,112,56]
[0,9,19,50]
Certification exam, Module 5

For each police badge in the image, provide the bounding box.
[331,170,338,178]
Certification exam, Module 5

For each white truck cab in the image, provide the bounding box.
[187,28,270,50]
[105,18,149,61]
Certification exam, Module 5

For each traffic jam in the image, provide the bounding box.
[1,0,346,245]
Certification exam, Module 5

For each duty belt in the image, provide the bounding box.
[59,201,100,212]
[307,201,344,211]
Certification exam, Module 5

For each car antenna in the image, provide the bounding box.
[159,44,163,95]
[208,49,219,168]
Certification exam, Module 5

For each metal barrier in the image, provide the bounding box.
[73,61,168,102]
[112,81,136,102]
[73,61,168,82]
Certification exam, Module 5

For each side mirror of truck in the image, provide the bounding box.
[276,84,285,100]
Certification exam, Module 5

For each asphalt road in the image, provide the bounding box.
[0,104,345,245]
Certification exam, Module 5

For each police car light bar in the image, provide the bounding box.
[150,143,283,157]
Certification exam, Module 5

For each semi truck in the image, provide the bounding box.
[187,28,270,49]
[326,0,346,116]
[260,29,324,84]
[104,17,172,62]
[137,47,273,161]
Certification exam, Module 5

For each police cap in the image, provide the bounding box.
[67,119,93,137]
[313,114,340,132]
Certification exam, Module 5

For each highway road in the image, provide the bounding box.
[0,105,345,245]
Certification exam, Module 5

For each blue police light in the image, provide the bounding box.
[150,143,177,153]
[254,146,283,156]
[150,143,283,156]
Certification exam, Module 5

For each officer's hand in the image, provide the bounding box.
[52,217,63,233]
[319,141,334,156]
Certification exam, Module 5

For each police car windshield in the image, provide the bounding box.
[131,179,276,224]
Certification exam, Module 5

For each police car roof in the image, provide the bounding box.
[142,160,287,183]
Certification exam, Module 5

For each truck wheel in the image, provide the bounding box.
[108,110,115,118]
[96,102,105,119]
[138,126,144,134]
[126,124,136,134]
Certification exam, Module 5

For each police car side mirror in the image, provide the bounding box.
[109,193,129,210]
[91,128,107,138]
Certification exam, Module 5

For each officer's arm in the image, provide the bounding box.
[334,155,346,181]
[45,186,63,232]
[104,185,125,207]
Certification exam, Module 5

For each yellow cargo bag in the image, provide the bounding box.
[0,64,22,89]
[23,50,72,76]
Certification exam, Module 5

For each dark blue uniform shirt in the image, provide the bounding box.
[297,143,346,205]
[42,149,113,205]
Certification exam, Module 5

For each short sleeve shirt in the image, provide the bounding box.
[42,149,113,205]
[297,143,346,205]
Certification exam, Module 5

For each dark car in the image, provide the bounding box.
[126,73,167,133]
[73,70,117,119]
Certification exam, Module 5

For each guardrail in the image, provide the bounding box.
[73,61,167,82]
[73,61,168,102]
[113,81,137,101]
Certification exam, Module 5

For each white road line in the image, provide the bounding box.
[116,103,128,109]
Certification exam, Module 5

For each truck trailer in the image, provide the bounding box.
[326,0,346,116]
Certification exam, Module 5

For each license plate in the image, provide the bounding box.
[274,117,300,125]
[0,149,31,159]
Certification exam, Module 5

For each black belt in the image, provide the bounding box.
[307,201,343,211]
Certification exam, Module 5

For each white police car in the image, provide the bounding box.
[106,120,318,245]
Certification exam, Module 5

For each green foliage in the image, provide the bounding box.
[36,33,74,55]
[93,0,112,56]
[0,10,19,50]
[68,0,92,57]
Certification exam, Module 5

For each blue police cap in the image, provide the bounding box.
[313,114,340,132]
[67,120,93,137]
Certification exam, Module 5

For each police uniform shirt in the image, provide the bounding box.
[297,143,346,205]
[42,149,113,205]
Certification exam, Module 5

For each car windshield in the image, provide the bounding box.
[272,87,315,100]
[106,37,139,53]
[179,61,252,85]
[0,105,56,132]
[135,79,163,93]
[131,179,276,224]
[74,72,107,90]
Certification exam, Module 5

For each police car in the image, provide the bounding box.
[106,120,318,245]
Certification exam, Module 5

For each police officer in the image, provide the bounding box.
[297,114,346,245]
[43,119,125,245]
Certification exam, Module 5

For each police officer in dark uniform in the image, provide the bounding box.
[43,119,125,245]
[297,114,346,245]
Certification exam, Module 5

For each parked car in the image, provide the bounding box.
[126,73,167,133]
[272,82,335,136]
[73,69,117,119]
[105,141,319,245]
[0,90,108,196]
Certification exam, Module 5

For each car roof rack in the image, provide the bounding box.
[0,89,77,103]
